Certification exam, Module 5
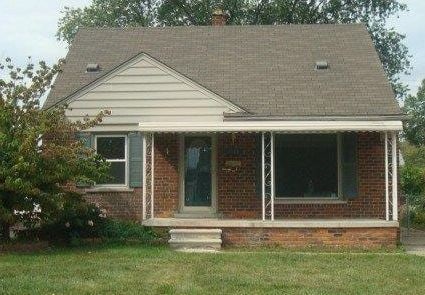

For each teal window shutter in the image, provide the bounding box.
[76,132,92,149]
[75,132,93,187]
[128,132,143,188]
[341,133,358,199]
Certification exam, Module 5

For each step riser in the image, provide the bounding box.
[169,241,222,251]
[168,228,222,251]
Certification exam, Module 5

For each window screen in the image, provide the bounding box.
[275,134,338,198]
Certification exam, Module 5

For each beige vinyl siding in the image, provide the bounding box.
[66,58,235,125]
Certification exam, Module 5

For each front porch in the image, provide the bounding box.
[138,122,401,248]
[140,130,400,221]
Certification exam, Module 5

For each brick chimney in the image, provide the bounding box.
[212,8,227,26]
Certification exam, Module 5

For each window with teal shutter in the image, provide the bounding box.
[128,132,143,188]
[95,135,127,186]
[341,133,358,199]
[75,132,93,187]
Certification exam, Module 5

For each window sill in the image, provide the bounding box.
[84,187,134,193]
[274,198,347,205]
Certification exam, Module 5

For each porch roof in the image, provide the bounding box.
[138,120,403,132]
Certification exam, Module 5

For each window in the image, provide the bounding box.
[275,134,339,198]
[95,135,127,186]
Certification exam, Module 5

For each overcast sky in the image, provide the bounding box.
[1,0,424,95]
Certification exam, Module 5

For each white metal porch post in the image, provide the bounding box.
[150,133,155,219]
[384,132,389,221]
[261,131,275,221]
[142,134,147,220]
[262,132,265,221]
[270,132,275,221]
[391,131,398,221]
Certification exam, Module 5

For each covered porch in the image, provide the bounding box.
[139,119,402,227]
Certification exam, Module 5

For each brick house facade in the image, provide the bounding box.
[45,23,403,249]
[81,132,399,249]
[87,132,388,221]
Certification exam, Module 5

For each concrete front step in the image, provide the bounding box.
[168,229,222,251]
[169,238,222,251]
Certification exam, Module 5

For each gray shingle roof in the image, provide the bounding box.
[45,24,402,117]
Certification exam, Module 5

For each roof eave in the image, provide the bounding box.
[223,113,407,121]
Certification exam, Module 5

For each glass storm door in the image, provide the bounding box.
[184,136,212,207]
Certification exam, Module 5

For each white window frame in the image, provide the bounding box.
[274,133,342,200]
[94,134,128,187]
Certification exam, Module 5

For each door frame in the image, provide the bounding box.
[178,133,217,213]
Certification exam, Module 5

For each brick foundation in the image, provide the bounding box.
[221,227,398,249]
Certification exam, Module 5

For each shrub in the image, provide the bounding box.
[37,195,157,245]
[404,194,425,227]
[38,194,106,245]
[98,219,158,244]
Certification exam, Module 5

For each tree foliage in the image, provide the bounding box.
[0,58,109,240]
[401,143,425,196]
[57,0,410,98]
[401,143,425,227]
[404,79,425,146]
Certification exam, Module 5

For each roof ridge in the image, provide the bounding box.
[78,23,364,31]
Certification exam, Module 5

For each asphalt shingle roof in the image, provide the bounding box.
[45,24,402,117]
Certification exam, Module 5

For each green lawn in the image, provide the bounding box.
[1,245,425,295]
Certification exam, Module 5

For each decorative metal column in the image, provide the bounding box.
[384,131,398,221]
[142,132,155,220]
[262,132,275,221]
[391,131,398,221]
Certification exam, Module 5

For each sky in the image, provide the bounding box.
[0,0,424,95]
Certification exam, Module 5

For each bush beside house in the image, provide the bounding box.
[0,58,156,248]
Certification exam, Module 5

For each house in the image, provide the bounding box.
[44,12,403,249]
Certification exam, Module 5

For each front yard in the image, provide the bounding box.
[1,245,425,294]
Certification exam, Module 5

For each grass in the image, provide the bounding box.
[1,245,425,294]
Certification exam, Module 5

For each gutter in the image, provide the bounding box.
[223,113,407,122]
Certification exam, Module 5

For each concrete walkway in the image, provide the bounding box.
[401,227,425,256]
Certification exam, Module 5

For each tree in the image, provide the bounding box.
[0,58,109,240]
[401,143,425,195]
[404,79,425,146]
[57,0,410,99]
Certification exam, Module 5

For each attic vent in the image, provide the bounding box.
[315,61,329,70]
[86,63,100,73]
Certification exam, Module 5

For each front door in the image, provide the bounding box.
[183,136,212,207]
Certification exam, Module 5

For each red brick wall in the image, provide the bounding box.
[216,132,387,219]
[217,133,261,218]
[81,132,389,221]
[221,227,398,249]
[153,134,180,217]
[84,189,143,220]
